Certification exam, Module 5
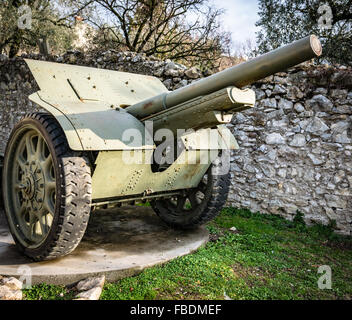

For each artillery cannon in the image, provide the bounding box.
[1,35,322,261]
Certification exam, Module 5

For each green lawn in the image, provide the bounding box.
[24,208,352,300]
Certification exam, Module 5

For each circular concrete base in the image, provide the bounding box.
[0,206,208,285]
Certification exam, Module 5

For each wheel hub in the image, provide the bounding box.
[21,160,45,211]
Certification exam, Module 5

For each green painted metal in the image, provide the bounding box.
[31,92,155,151]
[91,149,219,200]
[144,87,255,134]
[25,59,168,106]
[126,35,322,119]
[180,126,239,150]
[29,92,84,150]
[26,59,165,151]
[25,59,247,153]
[92,191,182,208]
[90,127,236,199]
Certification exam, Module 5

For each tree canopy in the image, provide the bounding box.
[0,0,231,69]
[0,0,83,57]
[256,0,352,66]
[71,0,231,69]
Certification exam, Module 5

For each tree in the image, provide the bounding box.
[256,0,352,66]
[0,0,92,57]
[71,0,232,69]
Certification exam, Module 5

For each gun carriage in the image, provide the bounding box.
[1,35,322,260]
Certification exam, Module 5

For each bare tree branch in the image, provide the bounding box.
[75,0,231,68]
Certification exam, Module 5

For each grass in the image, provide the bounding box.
[23,208,352,300]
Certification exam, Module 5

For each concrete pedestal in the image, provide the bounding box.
[0,206,208,285]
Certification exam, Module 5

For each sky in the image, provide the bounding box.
[212,0,260,51]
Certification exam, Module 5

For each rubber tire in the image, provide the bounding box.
[2,112,92,261]
[151,153,230,230]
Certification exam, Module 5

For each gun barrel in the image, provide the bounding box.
[126,35,322,119]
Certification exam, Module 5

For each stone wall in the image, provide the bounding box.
[0,51,351,235]
[229,66,352,235]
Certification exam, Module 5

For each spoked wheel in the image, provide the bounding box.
[8,127,56,246]
[151,154,230,229]
[165,174,209,212]
[2,113,92,261]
